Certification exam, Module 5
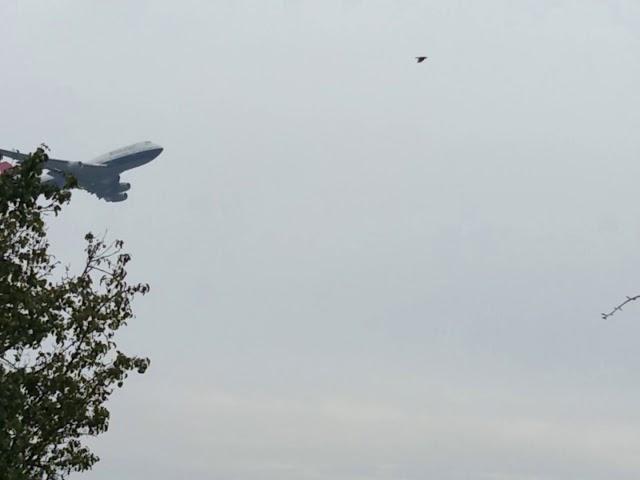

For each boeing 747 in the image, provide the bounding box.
[0,141,163,202]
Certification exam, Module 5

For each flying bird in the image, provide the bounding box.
[416,56,428,63]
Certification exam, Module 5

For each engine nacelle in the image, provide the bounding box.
[103,182,131,194]
[116,182,131,192]
[106,192,128,202]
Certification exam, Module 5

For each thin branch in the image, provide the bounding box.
[0,356,19,370]
[86,265,114,277]
[601,294,640,319]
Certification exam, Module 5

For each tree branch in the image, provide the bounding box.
[0,356,18,370]
[601,294,640,319]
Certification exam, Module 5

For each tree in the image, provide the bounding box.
[0,148,150,479]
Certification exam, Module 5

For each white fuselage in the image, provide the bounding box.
[90,141,164,171]
[60,141,164,178]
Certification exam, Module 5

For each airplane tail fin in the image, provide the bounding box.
[0,161,13,174]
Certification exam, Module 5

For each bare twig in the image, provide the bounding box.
[0,356,19,370]
[87,265,114,277]
[601,294,640,319]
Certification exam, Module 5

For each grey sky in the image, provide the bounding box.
[3,1,640,479]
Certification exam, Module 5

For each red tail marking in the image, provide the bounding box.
[0,161,13,174]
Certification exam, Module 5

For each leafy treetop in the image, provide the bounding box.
[0,147,150,479]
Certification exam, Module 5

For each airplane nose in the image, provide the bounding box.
[143,142,163,159]
[148,144,163,156]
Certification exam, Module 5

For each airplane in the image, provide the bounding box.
[0,141,163,202]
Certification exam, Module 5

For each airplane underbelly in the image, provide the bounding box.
[71,168,116,185]
[108,151,153,170]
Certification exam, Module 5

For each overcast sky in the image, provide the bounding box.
[3,1,640,479]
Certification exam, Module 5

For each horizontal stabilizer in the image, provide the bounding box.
[0,149,29,162]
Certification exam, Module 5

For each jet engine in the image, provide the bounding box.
[105,192,128,202]
[103,182,131,194]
